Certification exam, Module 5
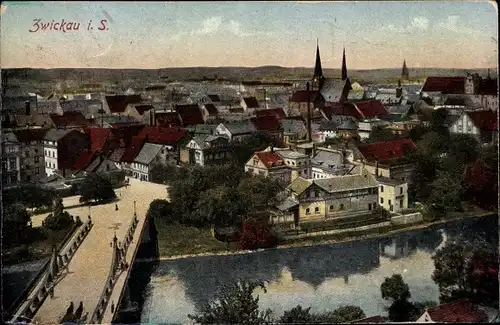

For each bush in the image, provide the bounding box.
[238,218,278,250]
[79,173,117,204]
[42,212,74,231]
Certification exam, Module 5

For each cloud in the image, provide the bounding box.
[228,20,252,37]
[382,16,429,33]
[1,5,7,16]
[411,16,429,30]
[191,16,222,36]
[436,15,482,36]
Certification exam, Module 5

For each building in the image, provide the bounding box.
[311,147,359,179]
[43,129,90,177]
[250,115,284,142]
[154,111,183,127]
[201,103,219,122]
[416,299,496,323]
[215,121,257,142]
[174,104,205,127]
[130,143,165,181]
[1,132,21,187]
[124,104,155,125]
[59,98,104,119]
[357,118,391,140]
[377,176,408,213]
[401,59,409,80]
[287,167,379,223]
[245,150,291,183]
[49,111,92,129]
[289,90,326,117]
[448,109,498,145]
[254,107,287,120]
[275,148,311,180]
[105,94,143,115]
[12,128,49,182]
[181,134,232,166]
[240,97,260,112]
[280,118,308,146]
[72,152,124,186]
[138,126,191,164]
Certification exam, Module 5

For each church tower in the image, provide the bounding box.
[312,39,325,90]
[341,47,348,81]
[402,59,409,80]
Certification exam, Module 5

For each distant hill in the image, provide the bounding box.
[1,66,497,95]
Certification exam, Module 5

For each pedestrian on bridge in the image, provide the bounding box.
[67,302,74,315]
[74,302,83,320]
[115,204,119,211]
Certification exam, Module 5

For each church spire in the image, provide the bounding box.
[313,38,323,80]
[341,46,348,81]
[402,59,409,79]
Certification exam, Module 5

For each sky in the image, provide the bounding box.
[1,1,498,69]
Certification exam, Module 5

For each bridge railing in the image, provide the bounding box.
[90,213,139,324]
[11,217,93,323]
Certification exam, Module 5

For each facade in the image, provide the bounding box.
[240,97,260,112]
[1,132,21,187]
[275,149,311,180]
[357,118,390,140]
[311,148,359,179]
[13,128,49,182]
[448,110,498,145]
[130,143,164,181]
[245,151,291,183]
[377,177,408,213]
[43,129,90,177]
[182,134,232,166]
[215,121,257,142]
[287,167,379,223]
[280,118,307,146]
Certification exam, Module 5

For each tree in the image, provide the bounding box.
[193,185,245,226]
[409,151,439,201]
[328,306,366,323]
[237,175,285,214]
[432,237,498,307]
[408,125,431,143]
[366,126,400,143]
[417,131,449,158]
[442,134,480,175]
[463,159,497,209]
[380,274,414,322]
[188,280,273,325]
[79,173,117,204]
[2,184,56,209]
[149,163,181,184]
[280,305,366,324]
[146,199,173,222]
[42,197,74,230]
[238,218,278,250]
[279,305,313,323]
[427,171,463,212]
[429,108,450,136]
[3,203,30,245]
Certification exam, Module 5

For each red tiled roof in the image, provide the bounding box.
[254,151,284,168]
[204,103,218,115]
[422,77,465,94]
[50,111,90,128]
[358,138,417,162]
[175,104,204,126]
[466,110,498,131]
[155,111,182,127]
[139,126,189,146]
[425,299,488,323]
[290,90,321,103]
[322,103,360,119]
[351,315,386,323]
[109,124,145,147]
[73,151,95,170]
[88,128,111,153]
[134,104,154,115]
[120,136,146,163]
[255,108,286,120]
[105,95,142,113]
[242,97,260,108]
[251,115,282,132]
[354,100,388,119]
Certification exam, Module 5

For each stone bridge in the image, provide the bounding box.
[9,178,168,324]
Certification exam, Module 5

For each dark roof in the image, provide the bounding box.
[351,315,386,323]
[422,77,465,94]
[73,151,95,170]
[254,108,286,120]
[44,129,74,141]
[478,78,498,95]
[321,103,359,119]
[121,136,146,163]
[175,104,204,126]
[59,99,103,115]
[105,95,142,113]
[204,103,218,115]
[134,104,154,115]
[12,128,48,143]
[425,299,488,323]
[155,111,182,127]
[358,138,417,162]
[254,151,284,168]
[88,128,111,152]
[139,126,189,146]
[290,90,321,103]
[250,115,282,132]
[221,121,257,135]
[466,110,498,131]
[242,97,260,108]
[354,100,388,118]
[50,111,90,128]
[207,94,221,102]
[444,96,467,106]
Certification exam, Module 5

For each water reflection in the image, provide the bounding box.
[140,216,497,324]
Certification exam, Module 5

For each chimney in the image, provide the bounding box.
[25,101,31,115]
[307,82,312,142]
[396,80,402,98]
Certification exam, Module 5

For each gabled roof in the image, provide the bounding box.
[191,134,228,149]
[59,99,103,115]
[105,95,142,113]
[280,119,307,138]
[109,148,126,162]
[220,121,257,135]
[253,151,284,168]
[50,111,90,128]
[314,168,377,192]
[88,128,112,152]
[188,124,217,135]
[44,129,73,141]
[175,104,204,126]
[250,115,282,132]
[290,90,322,103]
[12,128,48,143]
[2,132,18,143]
[134,143,163,165]
[73,151,95,171]
[134,104,154,115]
[139,126,189,146]
[321,103,360,120]
[320,78,351,102]
[254,108,286,120]
[204,103,218,115]
[424,299,488,323]
[421,76,465,94]
[207,94,221,102]
[120,136,146,163]
[354,100,388,119]
[466,110,498,131]
[288,177,313,195]
[357,139,417,163]
[155,111,182,127]
[242,97,260,108]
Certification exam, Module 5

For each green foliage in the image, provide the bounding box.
[427,171,463,211]
[194,185,246,226]
[3,203,31,246]
[79,173,117,204]
[188,280,273,325]
[232,132,283,165]
[408,125,431,143]
[42,197,74,231]
[417,131,449,158]
[2,184,56,209]
[279,305,313,323]
[409,151,439,201]
[366,126,400,143]
[481,144,498,169]
[442,134,480,175]
[238,218,278,250]
[381,274,411,302]
[432,237,498,307]
[150,163,182,184]
[280,305,366,324]
[429,108,450,136]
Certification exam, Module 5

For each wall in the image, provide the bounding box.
[390,212,423,225]
[379,183,408,213]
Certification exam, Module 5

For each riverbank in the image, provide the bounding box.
[148,211,496,262]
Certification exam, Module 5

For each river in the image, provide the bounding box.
[123,215,497,324]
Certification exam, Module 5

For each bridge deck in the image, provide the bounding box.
[32,179,168,324]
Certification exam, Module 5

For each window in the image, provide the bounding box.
[390,206,393,212]
[339,203,344,210]
[380,198,384,204]
[306,208,310,215]
[34,149,38,153]
[298,161,302,166]
[292,161,295,166]
[380,185,384,192]
[400,187,403,195]
[25,151,29,157]
[329,205,334,210]
[368,203,372,210]
[35,167,40,173]
[388,199,391,206]
[400,199,404,208]
[314,191,319,197]
[34,156,39,163]
[45,150,47,156]
[314,207,319,213]
[9,158,16,170]
[303,169,307,174]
